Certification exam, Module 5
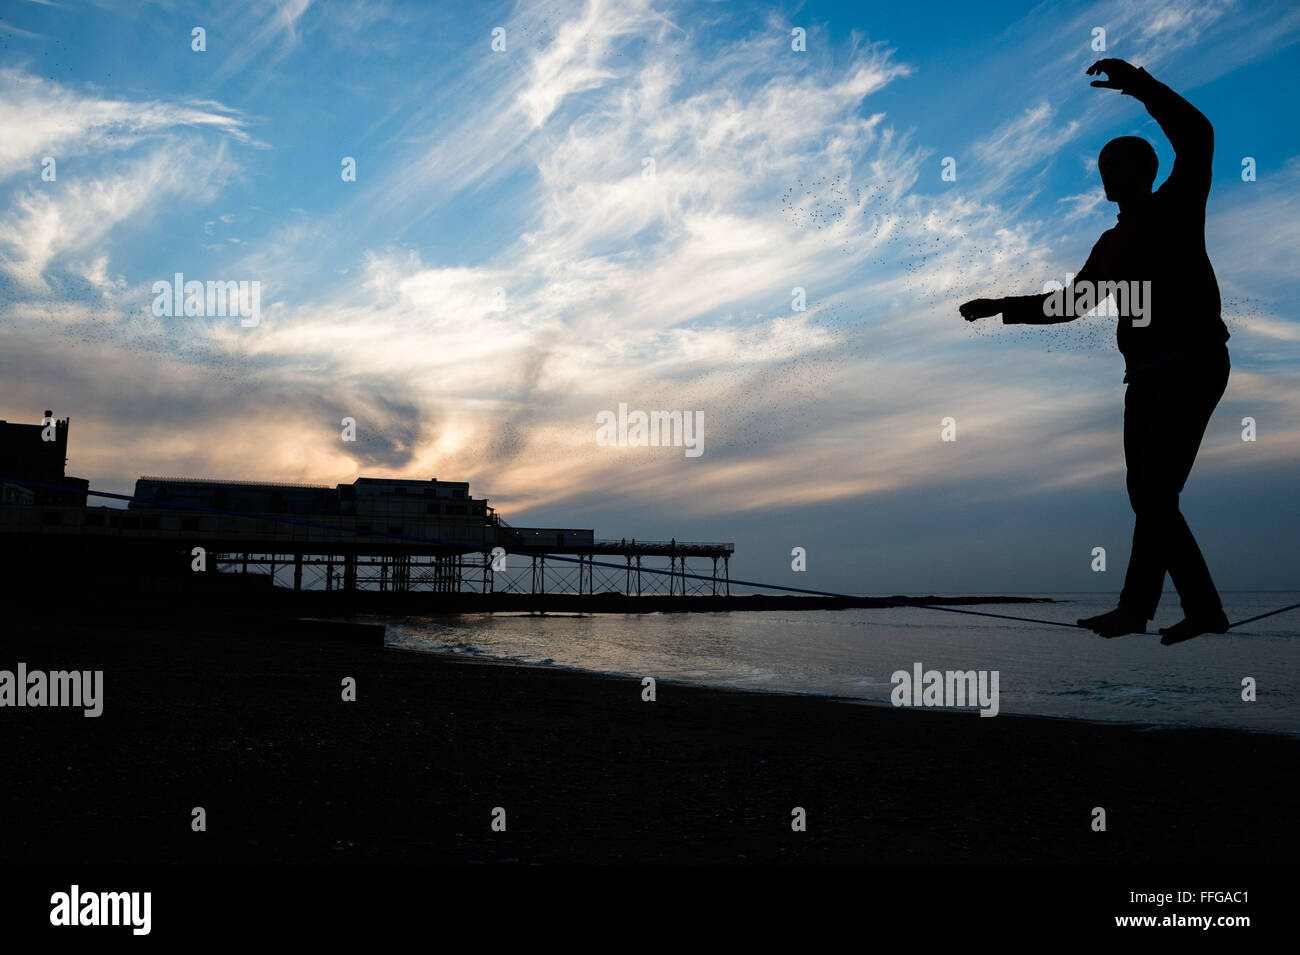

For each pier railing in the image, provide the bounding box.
[592,538,734,554]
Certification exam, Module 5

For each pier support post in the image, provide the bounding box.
[293,552,303,592]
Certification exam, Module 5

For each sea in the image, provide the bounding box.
[381,591,1300,735]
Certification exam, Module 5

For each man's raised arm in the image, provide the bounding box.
[1088,59,1214,197]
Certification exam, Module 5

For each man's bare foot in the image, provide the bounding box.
[1159,609,1230,645]
[1077,606,1148,638]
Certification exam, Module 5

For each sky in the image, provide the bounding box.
[1,0,1298,594]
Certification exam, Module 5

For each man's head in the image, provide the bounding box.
[1098,136,1158,204]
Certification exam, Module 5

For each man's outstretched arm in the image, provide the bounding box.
[960,233,1113,325]
[960,291,1064,324]
[1087,58,1214,197]
[998,291,1068,324]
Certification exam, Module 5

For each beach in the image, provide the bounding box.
[2,607,1296,865]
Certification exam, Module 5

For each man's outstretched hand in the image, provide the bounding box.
[959,298,1002,321]
[1087,58,1140,90]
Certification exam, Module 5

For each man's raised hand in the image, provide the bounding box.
[959,298,1002,322]
[1087,58,1140,90]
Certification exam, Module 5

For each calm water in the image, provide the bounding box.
[381,592,1300,734]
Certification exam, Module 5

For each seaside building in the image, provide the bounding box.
[0,411,89,506]
[131,476,493,524]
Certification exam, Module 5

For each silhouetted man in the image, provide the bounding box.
[960,59,1231,645]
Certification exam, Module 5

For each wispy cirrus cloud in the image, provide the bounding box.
[0,70,251,290]
[0,68,252,180]
[0,141,238,289]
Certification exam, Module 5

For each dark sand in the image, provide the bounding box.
[2,609,1295,864]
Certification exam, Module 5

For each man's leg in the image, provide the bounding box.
[1082,378,1164,636]
[1164,508,1221,615]
[1079,381,1159,636]
[1118,394,1166,622]
[1157,348,1231,643]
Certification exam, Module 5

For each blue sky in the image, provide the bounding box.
[1,0,1298,594]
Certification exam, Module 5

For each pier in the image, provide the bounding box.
[0,413,733,605]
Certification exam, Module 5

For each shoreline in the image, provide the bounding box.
[2,608,1295,864]
[387,638,1300,740]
